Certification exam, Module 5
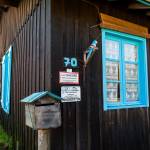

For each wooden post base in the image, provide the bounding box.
[38,130,50,150]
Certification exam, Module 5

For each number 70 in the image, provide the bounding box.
[64,57,78,67]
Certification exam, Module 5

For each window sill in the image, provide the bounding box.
[105,103,149,111]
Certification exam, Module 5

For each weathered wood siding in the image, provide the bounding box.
[0,0,40,57]
[0,0,51,149]
[0,0,150,150]
[51,0,150,150]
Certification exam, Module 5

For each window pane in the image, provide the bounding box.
[106,61,120,80]
[106,40,119,60]
[107,82,120,102]
[125,64,138,81]
[126,83,138,101]
[124,44,137,62]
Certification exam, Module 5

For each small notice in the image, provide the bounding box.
[61,86,81,102]
[59,72,79,84]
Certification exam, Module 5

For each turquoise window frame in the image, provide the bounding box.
[102,28,149,110]
[1,46,12,114]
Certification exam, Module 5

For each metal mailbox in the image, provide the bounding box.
[21,91,62,130]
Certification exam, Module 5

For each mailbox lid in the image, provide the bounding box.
[21,91,62,103]
[35,104,61,129]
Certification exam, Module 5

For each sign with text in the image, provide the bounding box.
[59,72,79,84]
[61,86,81,102]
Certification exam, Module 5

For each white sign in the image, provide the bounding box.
[59,72,79,84]
[61,86,81,102]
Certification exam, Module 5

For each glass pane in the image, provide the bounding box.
[126,83,138,101]
[107,82,120,102]
[124,44,137,62]
[106,61,120,80]
[106,40,119,60]
[125,64,138,81]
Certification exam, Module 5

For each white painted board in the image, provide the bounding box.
[61,86,81,102]
[59,72,79,84]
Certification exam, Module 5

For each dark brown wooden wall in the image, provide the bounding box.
[0,0,150,150]
[0,0,51,149]
[0,0,40,58]
[51,0,150,150]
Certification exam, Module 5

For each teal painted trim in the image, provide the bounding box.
[137,0,150,6]
[8,46,12,113]
[21,91,62,103]
[47,92,62,101]
[145,39,149,106]
[106,58,120,62]
[126,81,138,84]
[107,104,148,110]
[122,38,140,104]
[21,91,49,103]
[106,80,120,83]
[121,38,125,105]
[102,29,107,110]
[103,28,145,41]
[1,46,12,114]
[1,55,6,112]
[124,61,138,64]
[101,28,149,111]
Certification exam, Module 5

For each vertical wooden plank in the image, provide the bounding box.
[15,23,18,149]
[16,27,21,148]
[21,20,25,146]
[26,17,30,150]
[22,4,27,149]
[11,41,16,149]
[18,24,22,149]
[76,2,90,150]
[51,0,64,149]
[24,17,28,150]
[32,7,37,93]
[29,12,33,95]
[74,19,81,150]
[11,41,17,148]
[28,15,33,150]
[45,0,51,90]
[31,1,36,149]
[36,1,40,91]
[39,0,45,90]
[35,4,41,150]
[87,5,103,150]
[18,26,22,148]
[21,19,25,150]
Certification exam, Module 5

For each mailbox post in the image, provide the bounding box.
[21,91,62,150]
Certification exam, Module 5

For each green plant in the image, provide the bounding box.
[0,125,13,150]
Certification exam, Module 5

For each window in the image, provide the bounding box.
[1,46,12,114]
[102,29,149,110]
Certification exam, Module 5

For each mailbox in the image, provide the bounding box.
[21,91,62,130]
